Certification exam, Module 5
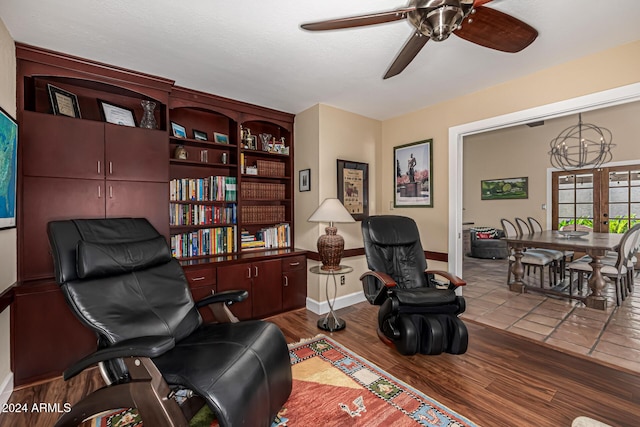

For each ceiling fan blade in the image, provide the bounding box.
[384,32,429,79]
[454,6,537,53]
[301,7,415,31]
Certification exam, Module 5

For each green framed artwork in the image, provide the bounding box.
[0,106,18,229]
[481,177,528,200]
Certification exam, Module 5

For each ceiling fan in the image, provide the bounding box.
[300,0,538,79]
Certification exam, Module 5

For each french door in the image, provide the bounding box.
[552,164,640,233]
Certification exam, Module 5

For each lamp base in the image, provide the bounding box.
[317,317,346,332]
[317,226,344,271]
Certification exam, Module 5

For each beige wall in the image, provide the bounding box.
[295,104,380,303]
[379,41,640,255]
[463,102,640,230]
[0,16,16,398]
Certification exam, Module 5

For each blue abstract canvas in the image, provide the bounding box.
[0,107,17,229]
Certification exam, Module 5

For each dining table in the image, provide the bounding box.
[503,230,623,310]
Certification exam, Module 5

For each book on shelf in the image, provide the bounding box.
[171,226,237,258]
[170,203,237,226]
[170,176,237,202]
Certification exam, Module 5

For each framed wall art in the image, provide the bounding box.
[299,169,310,192]
[394,139,433,207]
[481,177,529,200]
[47,84,81,118]
[0,106,18,229]
[337,159,368,221]
[99,99,136,127]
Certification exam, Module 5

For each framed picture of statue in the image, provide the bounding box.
[337,159,368,221]
[394,139,433,208]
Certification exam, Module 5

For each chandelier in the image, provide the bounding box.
[548,113,614,171]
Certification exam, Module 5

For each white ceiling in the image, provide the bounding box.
[1,0,640,120]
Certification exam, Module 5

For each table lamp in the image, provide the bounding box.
[308,198,355,270]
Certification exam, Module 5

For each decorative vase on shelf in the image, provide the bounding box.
[139,100,157,129]
[174,145,188,160]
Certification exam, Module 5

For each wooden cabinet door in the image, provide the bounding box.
[217,263,253,320]
[21,176,105,280]
[106,180,169,238]
[251,259,282,318]
[21,111,104,179]
[12,282,97,386]
[105,125,168,182]
[283,268,307,311]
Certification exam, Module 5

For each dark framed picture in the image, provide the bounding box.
[98,99,136,127]
[337,159,368,221]
[171,122,187,138]
[0,106,18,229]
[193,129,208,141]
[214,132,229,144]
[394,139,433,207]
[299,169,311,192]
[481,177,529,200]
[47,84,81,118]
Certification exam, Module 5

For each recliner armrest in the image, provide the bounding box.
[425,270,466,287]
[359,271,397,305]
[63,336,175,381]
[195,290,248,308]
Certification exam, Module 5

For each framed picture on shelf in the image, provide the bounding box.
[193,129,208,141]
[0,106,17,229]
[299,169,310,192]
[98,99,136,127]
[481,177,529,200]
[337,159,368,221]
[47,84,81,118]
[171,122,187,138]
[214,132,229,144]
[394,139,433,208]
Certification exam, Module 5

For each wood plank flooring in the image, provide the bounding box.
[1,303,639,427]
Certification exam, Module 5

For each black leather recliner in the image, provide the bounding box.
[360,215,468,356]
[47,218,292,427]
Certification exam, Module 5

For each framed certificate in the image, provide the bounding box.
[98,99,137,127]
[47,84,81,118]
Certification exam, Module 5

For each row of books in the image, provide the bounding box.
[171,226,237,258]
[241,205,286,224]
[170,176,237,202]
[256,160,286,177]
[240,224,291,250]
[241,182,286,200]
[170,203,237,226]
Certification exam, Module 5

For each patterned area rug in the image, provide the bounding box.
[92,335,477,427]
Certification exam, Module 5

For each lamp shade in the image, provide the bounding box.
[307,198,356,225]
[308,198,354,271]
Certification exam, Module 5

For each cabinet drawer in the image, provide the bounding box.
[184,267,216,288]
[282,255,306,272]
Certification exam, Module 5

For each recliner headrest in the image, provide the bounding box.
[365,216,420,246]
[77,236,172,279]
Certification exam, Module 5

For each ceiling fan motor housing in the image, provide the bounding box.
[408,0,474,41]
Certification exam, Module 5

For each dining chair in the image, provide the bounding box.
[567,223,640,305]
[519,217,566,283]
[501,218,555,288]
[528,216,575,263]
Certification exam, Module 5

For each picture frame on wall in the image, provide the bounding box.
[481,177,529,200]
[394,139,433,208]
[0,106,18,229]
[98,99,136,127]
[214,132,229,144]
[337,159,368,221]
[47,84,81,118]
[299,169,310,192]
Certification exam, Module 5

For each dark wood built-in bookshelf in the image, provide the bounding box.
[12,44,306,386]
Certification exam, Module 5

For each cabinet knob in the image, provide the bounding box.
[284,275,289,287]
[97,161,101,175]
[289,262,300,266]
[254,266,259,277]
[247,267,251,279]
[109,161,113,175]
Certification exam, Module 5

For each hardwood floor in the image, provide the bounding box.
[1,303,639,427]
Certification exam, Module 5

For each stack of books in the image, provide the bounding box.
[240,229,265,250]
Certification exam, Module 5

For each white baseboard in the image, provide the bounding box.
[306,291,367,315]
[0,372,13,408]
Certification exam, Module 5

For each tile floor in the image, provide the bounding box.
[461,255,640,373]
